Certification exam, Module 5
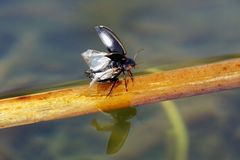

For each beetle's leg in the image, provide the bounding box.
[85,69,92,79]
[122,71,128,91]
[107,78,119,96]
[127,70,134,82]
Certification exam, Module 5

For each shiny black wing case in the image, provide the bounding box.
[95,25,126,55]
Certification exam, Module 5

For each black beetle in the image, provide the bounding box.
[81,25,136,95]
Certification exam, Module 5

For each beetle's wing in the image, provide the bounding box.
[95,25,126,55]
[81,49,111,72]
[89,68,117,86]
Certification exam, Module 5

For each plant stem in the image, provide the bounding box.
[0,58,239,129]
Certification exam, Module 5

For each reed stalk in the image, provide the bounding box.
[0,58,239,129]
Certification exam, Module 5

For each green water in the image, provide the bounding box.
[0,1,240,160]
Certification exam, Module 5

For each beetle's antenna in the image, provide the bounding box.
[134,49,144,61]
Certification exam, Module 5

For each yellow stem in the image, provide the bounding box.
[0,58,239,129]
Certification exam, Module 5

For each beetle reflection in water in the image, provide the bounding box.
[92,107,137,154]
[81,25,136,96]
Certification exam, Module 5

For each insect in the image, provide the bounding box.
[81,25,136,96]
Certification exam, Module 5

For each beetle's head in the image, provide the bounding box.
[124,58,136,70]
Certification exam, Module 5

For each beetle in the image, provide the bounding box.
[81,25,136,96]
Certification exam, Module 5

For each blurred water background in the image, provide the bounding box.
[0,0,240,160]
